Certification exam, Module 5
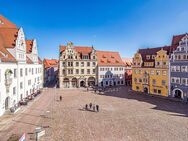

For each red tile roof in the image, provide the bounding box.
[60,45,93,55]
[0,15,17,28]
[96,50,124,66]
[38,57,42,64]
[122,58,133,66]
[43,59,58,68]
[26,40,33,54]
[26,56,33,64]
[0,45,16,62]
[171,33,187,51]
[0,28,19,48]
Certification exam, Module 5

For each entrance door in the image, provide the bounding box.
[174,89,182,99]
[144,87,148,93]
[80,81,85,87]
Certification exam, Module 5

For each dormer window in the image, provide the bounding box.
[152,55,155,59]
[146,55,150,60]
[82,55,89,60]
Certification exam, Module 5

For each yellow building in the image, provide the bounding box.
[132,46,171,97]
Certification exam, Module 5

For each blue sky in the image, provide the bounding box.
[0,0,188,59]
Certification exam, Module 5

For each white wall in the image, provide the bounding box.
[97,66,125,87]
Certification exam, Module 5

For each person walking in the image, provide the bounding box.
[89,103,92,109]
[93,105,95,112]
[85,104,88,110]
[60,96,62,101]
[96,105,99,112]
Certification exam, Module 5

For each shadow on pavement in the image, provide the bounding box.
[101,86,188,117]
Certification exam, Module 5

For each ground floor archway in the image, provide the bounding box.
[72,78,77,88]
[63,78,70,88]
[144,87,148,93]
[80,81,85,87]
[88,77,95,86]
[173,89,183,99]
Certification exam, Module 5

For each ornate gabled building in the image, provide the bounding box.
[0,15,43,116]
[132,46,171,96]
[170,33,188,101]
[59,42,97,88]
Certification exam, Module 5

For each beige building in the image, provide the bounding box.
[59,42,97,88]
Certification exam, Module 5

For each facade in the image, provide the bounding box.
[132,46,171,97]
[59,42,97,88]
[96,51,125,87]
[170,33,188,101]
[43,59,58,86]
[0,15,43,116]
[122,58,132,86]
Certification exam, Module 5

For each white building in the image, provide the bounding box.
[96,51,125,87]
[0,15,43,116]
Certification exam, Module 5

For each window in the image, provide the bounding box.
[28,80,31,85]
[13,87,16,95]
[156,70,160,75]
[176,66,180,72]
[93,56,95,59]
[83,55,89,59]
[158,90,161,94]
[81,69,84,74]
[146,55,150,60]
[139,78,142,83]
[152,79,156,85]
[171,78,175,83]
[76,69,79,74]
[181,78,186,85]
[20,82,23,89]
[76,62,79,67]
[134,78,137,83]
[81,62,84,67]
[92,62,96,67]
[136,86,139,90]
[162,80,166,86]
[157,62,160,65]
[87,69,90,74]
[93,69,95,74]
[14,69,17,78]
[87,62,90,67]
[150,70,154,75]
[25,68,27,76]
[20,69,23,77]
[62,69,65,75]
[181,66,187,72]
[32,68,34,75]
[162,71,167,75]
[154,89,157,93]
[106,81,108,85]
[176,78,180,84]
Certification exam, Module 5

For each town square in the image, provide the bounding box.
[0,86,188,140]
[1,0,188,140]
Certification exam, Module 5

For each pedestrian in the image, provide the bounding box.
[89,103,92,109]
[60,96,62,101]
[93,105,95,112]
[96,105,99,112]
[85,104,88,110]
[94,89,96,93]
[87,87,89,91]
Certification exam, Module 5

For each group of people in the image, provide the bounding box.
[85,103,99,112]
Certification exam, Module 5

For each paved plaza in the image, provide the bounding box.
[0,86,188,141]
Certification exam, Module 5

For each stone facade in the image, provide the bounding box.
[59,42,97,88]
[170,34,188,101]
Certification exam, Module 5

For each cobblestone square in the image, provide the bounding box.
[41,86,188,141]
